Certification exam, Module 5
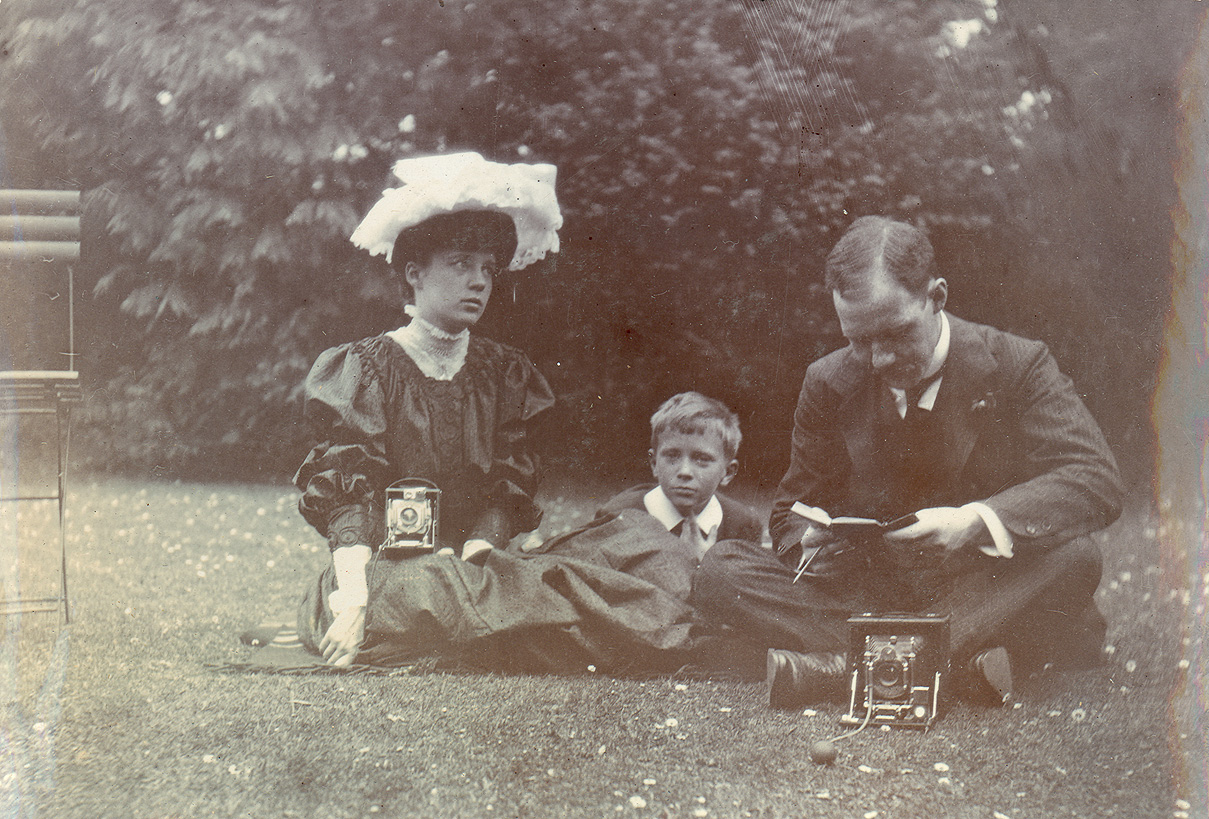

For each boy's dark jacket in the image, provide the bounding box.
[595,484,765,543]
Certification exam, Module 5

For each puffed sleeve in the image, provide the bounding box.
[466,345,556,546]
[294,342,393,550]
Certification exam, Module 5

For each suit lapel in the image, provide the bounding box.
[828,347,886,495]
[930,316,999,482]
[824,315,1000,500]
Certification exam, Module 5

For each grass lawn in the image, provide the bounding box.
[2,474,1205,818]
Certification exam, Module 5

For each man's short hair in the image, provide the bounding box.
[650,392,742,461]
[824,216,938,295]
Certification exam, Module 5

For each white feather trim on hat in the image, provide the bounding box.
[350,152,562,270]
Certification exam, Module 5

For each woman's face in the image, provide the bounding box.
[405,249,497,334]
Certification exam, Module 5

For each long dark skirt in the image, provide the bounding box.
[297,509,702,675]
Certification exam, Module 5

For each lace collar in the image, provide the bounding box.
[386,306,470,381]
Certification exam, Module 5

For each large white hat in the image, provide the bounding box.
[350,152,562,270]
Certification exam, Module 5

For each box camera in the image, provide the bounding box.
[384,479,440,553]
[841,613,949,729]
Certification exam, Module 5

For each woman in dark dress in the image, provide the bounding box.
[294,153,705,674]
[295,152,560,666]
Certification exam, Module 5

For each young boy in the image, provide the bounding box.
[596,392,764,556]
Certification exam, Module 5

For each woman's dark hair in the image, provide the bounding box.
[390,210,518,274]
[824,216,937,296]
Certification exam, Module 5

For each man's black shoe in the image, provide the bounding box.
[963,646,1013,705]
[766,648,847,708]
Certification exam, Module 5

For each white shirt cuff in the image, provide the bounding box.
[461,539,494,562]
[329,544,371,613]
[965,502,1014,558]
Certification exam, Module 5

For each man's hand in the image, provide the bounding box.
[882,506,989,570]
[800,522,840,551]
[319,605,365,667]
[793,524,847,579]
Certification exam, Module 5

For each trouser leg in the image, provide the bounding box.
[1012,536,1105,669]
[929,535,1104,665]
[691,535,1105,669]
[690,538,855,655]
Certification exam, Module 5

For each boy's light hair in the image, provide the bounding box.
[650,392,742,461]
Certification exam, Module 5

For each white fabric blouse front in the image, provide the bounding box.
[386,307,470,381]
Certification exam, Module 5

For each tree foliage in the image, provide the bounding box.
[0,0,1194,480]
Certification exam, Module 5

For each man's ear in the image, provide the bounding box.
[928,277,948,313]
[720,459,739,487]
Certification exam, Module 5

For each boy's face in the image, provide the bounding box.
[649,428,738,518]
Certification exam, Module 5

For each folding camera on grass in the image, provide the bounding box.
[841,613,950,729]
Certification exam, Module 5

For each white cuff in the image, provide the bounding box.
[965,502,1014,558]
[461,539,494,562]
[329,544,371,613]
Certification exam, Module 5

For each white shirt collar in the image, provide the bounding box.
[386,309,470,381]
[891,311,950,417]
[642,486,724,537]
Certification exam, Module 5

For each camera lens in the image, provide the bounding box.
[870,646,908,700]
[873,659,903,689]
[399,507,419,526]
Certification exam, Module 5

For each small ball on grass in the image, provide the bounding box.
[810,740,838,765]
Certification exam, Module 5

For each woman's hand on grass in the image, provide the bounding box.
[319,606,365,667]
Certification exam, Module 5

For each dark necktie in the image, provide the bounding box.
[675,514,712,559]
[903,369,943,423]
[895,370,946,512]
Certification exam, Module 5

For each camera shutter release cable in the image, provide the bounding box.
[809,702,874,765]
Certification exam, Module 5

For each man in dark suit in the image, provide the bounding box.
[691,216,1123,703]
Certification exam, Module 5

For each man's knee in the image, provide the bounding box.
[1053,535,1104,598]
[1075,535,1103,581]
